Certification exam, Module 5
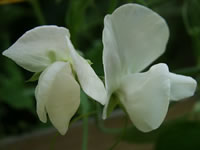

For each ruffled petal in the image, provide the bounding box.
[117,63,170,132]
[3,26,70,72]
[169,73,197,101]
[35,61,80,135]
[103,4,169,93]
[66,37,106,105]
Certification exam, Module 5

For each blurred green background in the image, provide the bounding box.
[0,0,200,149]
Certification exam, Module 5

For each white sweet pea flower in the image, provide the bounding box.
[2,25,106,135]
[102,4,197,132]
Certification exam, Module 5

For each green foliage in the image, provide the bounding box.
[155,120,200,150]
[106,94,120,118]
[80,91,90,150]
[193,100,200,113]
[66,0,94,44]
[182,0,200,66]
[0,60,35,112]
[182,0,200,36]
[0,60,37,138]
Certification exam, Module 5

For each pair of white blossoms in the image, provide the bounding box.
[3,4,197,135]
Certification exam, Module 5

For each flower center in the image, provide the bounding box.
[47,50,72,64]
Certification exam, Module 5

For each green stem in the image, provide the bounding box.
[70,111,96,125]
[192,37,200,66]
[182,0,200,66]
[29,0,46,25]
[81,93,89,150]
[82,114,88,150]
[108,138,121,150]
[96,103,123,135]
[50,132,59,150]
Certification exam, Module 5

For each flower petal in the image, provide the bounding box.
[66,37,106,105]
[35,61,80,135]
[103,19,122,94]
[118,63,170,132]
[169,73,197,101]
[103,4,169,93]
[3,26,70,72]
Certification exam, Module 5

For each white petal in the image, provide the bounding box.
[3,26,70,72]
[118,63,170,132]
[103,19,122,94]
[66,37,106,105]
[169,73,197,101]
[103,4,169,93]
[35,61,80,135]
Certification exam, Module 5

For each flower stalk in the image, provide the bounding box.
[29,0,46,25]
[80,93,89,150]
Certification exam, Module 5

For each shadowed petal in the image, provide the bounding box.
[169,73,197,101]
[66,37,106,105]
[35,61,80,135]
[118,64,170,132]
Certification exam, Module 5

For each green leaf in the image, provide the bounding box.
[182,0,200,36]
[80,91,89,150]
[66,0,93,43]
[0,60,35,112]
[106,94,119,117]
[193,100,200,113]
[86,59,93,65]
[80,91,90,113]
[26,72,41,82]
[155,120,200,150]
